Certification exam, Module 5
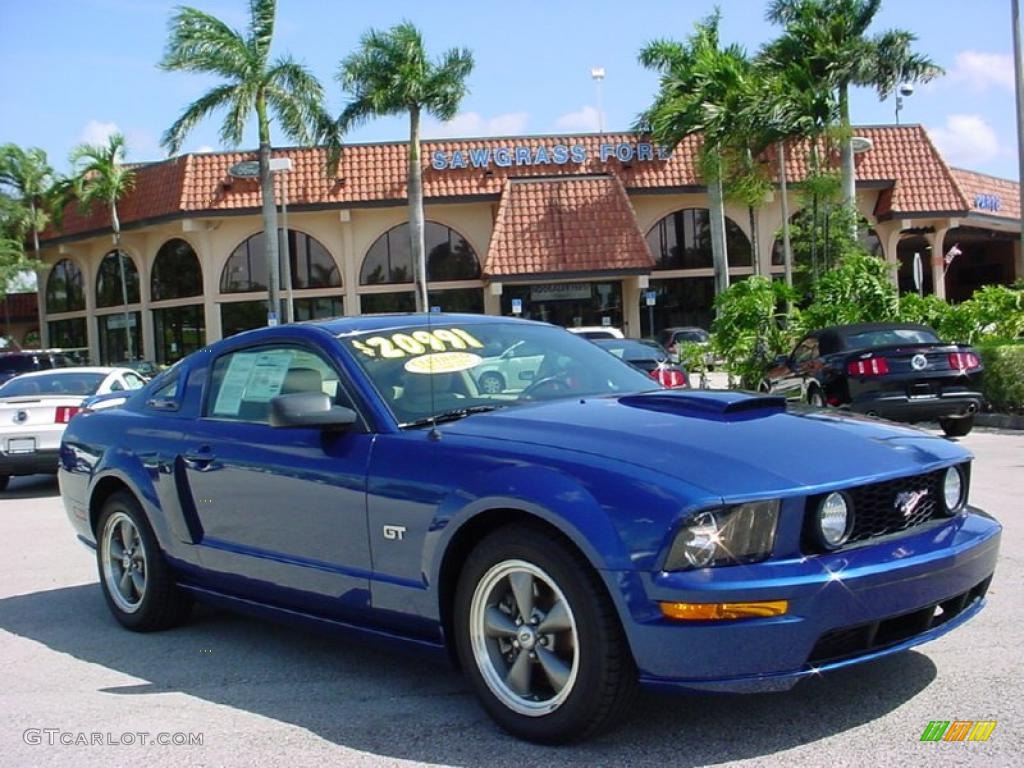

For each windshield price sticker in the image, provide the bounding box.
[350,328,484,359]
[404,351,483,375]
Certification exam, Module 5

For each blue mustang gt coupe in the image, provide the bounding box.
[59,314,1000,743]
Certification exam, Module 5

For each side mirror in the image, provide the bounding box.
[269,392,357,430]
[518,370,535,381]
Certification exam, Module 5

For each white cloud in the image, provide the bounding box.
[78,119,119,146]
[194,145,216,154]
[425,112,530,139]
[928,114,1001,166]
[948,51,1015,92]
[553,105,602,132]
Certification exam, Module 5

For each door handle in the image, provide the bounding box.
[182,446,215,470]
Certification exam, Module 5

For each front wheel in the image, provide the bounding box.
[454,525,637,743]
[478,372,505,395]
[939,414,974,437]
[0,474,9,492]
[96,491,192,631]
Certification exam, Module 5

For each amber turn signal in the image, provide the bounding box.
[659,600,789,621]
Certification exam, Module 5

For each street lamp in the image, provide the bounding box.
[228,156,293,325]
[895,82,914,124]
[590,67,605,134]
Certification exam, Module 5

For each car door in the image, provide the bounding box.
[771,336,819,400]
[181,342,373,619]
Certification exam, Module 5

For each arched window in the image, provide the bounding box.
[771,226,883,266]
[95,250,140,308]
[220,231,340,293]
[361,222,480,285]
[152,238,202,301]
[646,208,752,269]
[45,258,85,313]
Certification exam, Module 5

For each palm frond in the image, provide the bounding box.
[248,0,276,62]
[160,6,251,79]
[162,83,240,154]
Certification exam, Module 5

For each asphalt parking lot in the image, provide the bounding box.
[1,427,1020,768]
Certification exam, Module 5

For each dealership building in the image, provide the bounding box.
[34,124,1022,365]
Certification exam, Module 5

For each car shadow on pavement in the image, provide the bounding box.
[1,475,60,501]
[0,584,938,767]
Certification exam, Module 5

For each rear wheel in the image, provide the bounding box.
[96,491,192,631]
[478,372,505,395]
[939,415,974,437]
[807,388,826,408]
[454,525,637,743]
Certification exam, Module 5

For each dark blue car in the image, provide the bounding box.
[59,314,1001,743]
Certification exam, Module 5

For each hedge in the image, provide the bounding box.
[979,343,1024,414]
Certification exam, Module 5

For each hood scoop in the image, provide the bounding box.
[619,390,786,421]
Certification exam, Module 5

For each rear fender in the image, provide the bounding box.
[88,451,174,550]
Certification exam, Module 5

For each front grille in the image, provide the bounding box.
[804,470,945,551]
[807,576,991,665]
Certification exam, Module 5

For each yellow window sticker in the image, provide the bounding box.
[404,352,483,374]
[351,328,485,359]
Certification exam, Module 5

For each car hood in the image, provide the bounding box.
[443,390,968,500]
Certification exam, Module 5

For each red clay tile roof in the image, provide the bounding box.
[42,125,1019,243]
[485,175,654,278]
[949,168,1021,221]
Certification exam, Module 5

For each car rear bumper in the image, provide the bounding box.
[617,508,1000,693]
[848,391,983,421]
[0,449,61,476]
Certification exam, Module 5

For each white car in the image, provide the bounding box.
[0,367,146,490]
[566,326,625,340]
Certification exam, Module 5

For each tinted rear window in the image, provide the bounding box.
[0,372,106,397]
[843,328,940,349]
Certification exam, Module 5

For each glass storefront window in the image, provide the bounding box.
[153,305,206,365]
[646,209,752,269]
[221,300,272,338]
[152,239,202,300]
[499,282,622,330]
[96,250,141,308]
[638,277,715,338]
[48,318,88,363]
[360,288,483,315]
[98,312,142,364]
[361,222,480,285]
[221,231,340,293]
[46,259,85,313]
[293,296,344,321]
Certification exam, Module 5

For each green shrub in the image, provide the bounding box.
[979,344,1024,414]
[801,252,899,329]
[711,276,797,388]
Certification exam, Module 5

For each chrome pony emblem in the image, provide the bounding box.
[14,410,28,423]
[911,354,928,371]
[894,489,929,518]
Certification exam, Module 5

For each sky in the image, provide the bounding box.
[0,0,1020,180]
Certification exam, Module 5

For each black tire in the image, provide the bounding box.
[478,372,505,395]
[0,475,9,492]
[96,491,192,631]
[939,415,974,437]
[453,524,637,744]
[807,388,825,408]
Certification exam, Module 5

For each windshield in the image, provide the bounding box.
[844,328,940,349]
[339,322,657,426]
[0,372,106,397]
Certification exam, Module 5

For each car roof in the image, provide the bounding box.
[10,366,126,379]
[817,322,936,337]
[306,313,548,337]
[663,326,708,334]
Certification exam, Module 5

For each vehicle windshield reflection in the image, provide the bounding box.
[338,322,657,427]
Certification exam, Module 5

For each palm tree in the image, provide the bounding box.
[160,0,328,324]
[336,22,473,311]
[766,0,941,207]
[638,12,750,296]
[0,145,60,270]
[70,133,136,359]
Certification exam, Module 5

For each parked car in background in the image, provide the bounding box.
[659,326,712,366]
[115,359,161,380]
[765,322,984,436]
[474,338,546,394]
[592,338,688,388]
[0,367,146,490]
[59,315,999,742]
[0,349,76,385]
[566,326,625,340]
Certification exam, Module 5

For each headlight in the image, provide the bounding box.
[664,500,779,570]
[942,466,966,514]
[816,492,852,549]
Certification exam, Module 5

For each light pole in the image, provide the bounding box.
[1013,0,1024,267]
[894,82,914,125]
[229,156,293,325]
[591,67,605,134]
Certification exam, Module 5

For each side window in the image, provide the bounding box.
[206,345,350,423]
[792,338,819,364]
[110,379,124,392]
[123,372,146,390]
[38,355,53,370]
[146,374,180,411]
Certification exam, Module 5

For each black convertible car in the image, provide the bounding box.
[765,322,984,436]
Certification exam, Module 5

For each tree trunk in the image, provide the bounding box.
[111,201,134,361]
[408,107,428,312]
[256,94,280,326]
[839,83,856,208]
[748,205,760,276]
[777,141,794,293]
[707,167,730,301]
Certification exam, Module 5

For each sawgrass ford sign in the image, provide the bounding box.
[430,141,672,170]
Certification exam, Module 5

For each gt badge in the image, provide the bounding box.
[895,489,929,518]
[383,525,407,541]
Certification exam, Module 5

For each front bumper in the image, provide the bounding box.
[848,391,983,421]
[618,508,1000,693]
